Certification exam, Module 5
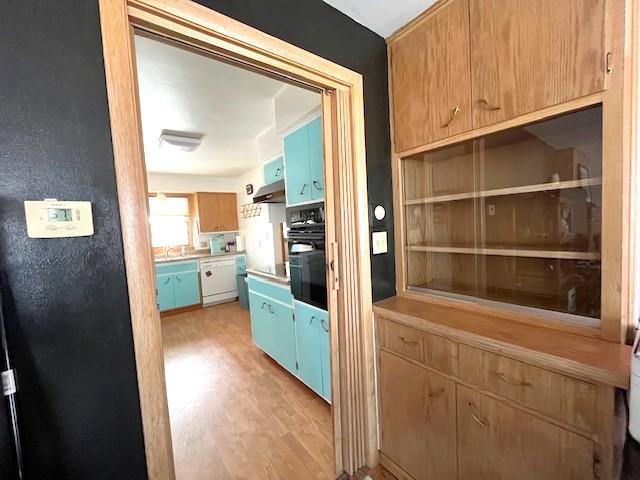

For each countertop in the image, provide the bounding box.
[154,250,245,264]
[246,264,290,285]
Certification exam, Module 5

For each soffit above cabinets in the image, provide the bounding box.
[322,0,437,38]
[135,35,285,177]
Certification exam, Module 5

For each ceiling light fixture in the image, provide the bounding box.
[158,130,203,152]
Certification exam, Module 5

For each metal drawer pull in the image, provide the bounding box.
[267,304,275,314]
[309,315,316,324]
[163,278,171,285]
[471,412,488,428]
[497,372,531,387]
[312,180,324,191]
[261,302,267,309]
[275,167,281,177]
[300,183,308,195]
[478,98,501,111]
[428,388,445,399]
[175,276,181,282]
[441,106,460,128]
[398,336,419,346]
[321,318,329,333]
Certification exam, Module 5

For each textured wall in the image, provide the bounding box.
[0,1,147,478]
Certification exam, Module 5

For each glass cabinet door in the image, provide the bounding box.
[402,105,602,324]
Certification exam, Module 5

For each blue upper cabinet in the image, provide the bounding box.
[283,116,324,206]
[284,125,312,205]
[307,117,325,201]
[263,156,284,185]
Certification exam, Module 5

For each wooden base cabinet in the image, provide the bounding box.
[374,307,630,480]
[457,386,594,480]
[379,350,457,480]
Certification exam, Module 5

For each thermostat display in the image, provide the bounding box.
[24,200,94,238]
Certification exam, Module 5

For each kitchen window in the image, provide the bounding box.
[148,194,192,248]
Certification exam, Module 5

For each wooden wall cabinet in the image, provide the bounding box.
[469,0,607,128]
[194,192,239,233]
[390,0,472,152]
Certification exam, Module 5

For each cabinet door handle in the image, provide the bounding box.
[175,276,181,283]
[163,278,171,285]
[398,336,418,346]
[441,106,460,128]
[468,402,488,428]
[275,167,282,177]
[309,315,316,324]
[478,98,501,111]
[497,372,531,387]
[300,183,308,195]
[312,180,324,191]
[267,304,275,314]
[321,318,329,332]
[261,302,267,309]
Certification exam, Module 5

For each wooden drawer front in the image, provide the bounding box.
[459,345,597,432]
[380,319,458,375]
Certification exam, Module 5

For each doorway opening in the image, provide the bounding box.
[99,1,375,477]
[135,31,332,478]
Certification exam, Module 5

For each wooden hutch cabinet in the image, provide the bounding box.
[379,0,637,479]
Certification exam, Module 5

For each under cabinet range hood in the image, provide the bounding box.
[253,179,286,203]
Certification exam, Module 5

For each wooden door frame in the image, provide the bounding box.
[98,0,376,478]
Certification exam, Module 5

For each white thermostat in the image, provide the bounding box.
[24,199,94,238]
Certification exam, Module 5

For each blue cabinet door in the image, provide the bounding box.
[307,117,325,201]
[263,156,284,185]
[249,291,271,354]
[157,275,175,311]
[284,125,312,205]
[173,271,201,308]
[266,300,297,375]
[294,302,323,396]
[319,313,331,403]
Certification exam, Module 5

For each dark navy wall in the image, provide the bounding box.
[0,1,147,478]
[0,0,393,478]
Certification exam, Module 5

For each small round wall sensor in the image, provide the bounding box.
[373,205,386,221]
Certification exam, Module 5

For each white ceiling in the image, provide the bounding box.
[323,0,436,38]
[135,35,286,177]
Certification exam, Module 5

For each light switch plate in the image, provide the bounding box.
[372,231,388,255]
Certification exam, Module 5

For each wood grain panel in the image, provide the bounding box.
[379,351,457,480]
[380,318,458,376]
[374,296,632,389]
[470,0,606,128]
[459,345,597,432]
[390,0,472,152]
[195,192,238,232]
[457,385,595,480]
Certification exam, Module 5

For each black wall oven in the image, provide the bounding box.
[287,203,327,310]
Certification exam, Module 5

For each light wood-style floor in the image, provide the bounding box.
[162,301,334,480]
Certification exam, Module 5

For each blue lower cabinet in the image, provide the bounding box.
[294,301,331,402]
[173,271,201,308]
[157,274,175,311]
[155,261,200,312]
[249,290,297,375]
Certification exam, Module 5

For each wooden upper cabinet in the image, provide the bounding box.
[195,192,239,233]
[469,0,606,128]
[390,0,472,152]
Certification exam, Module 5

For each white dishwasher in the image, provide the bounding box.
[200,256,238,306]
